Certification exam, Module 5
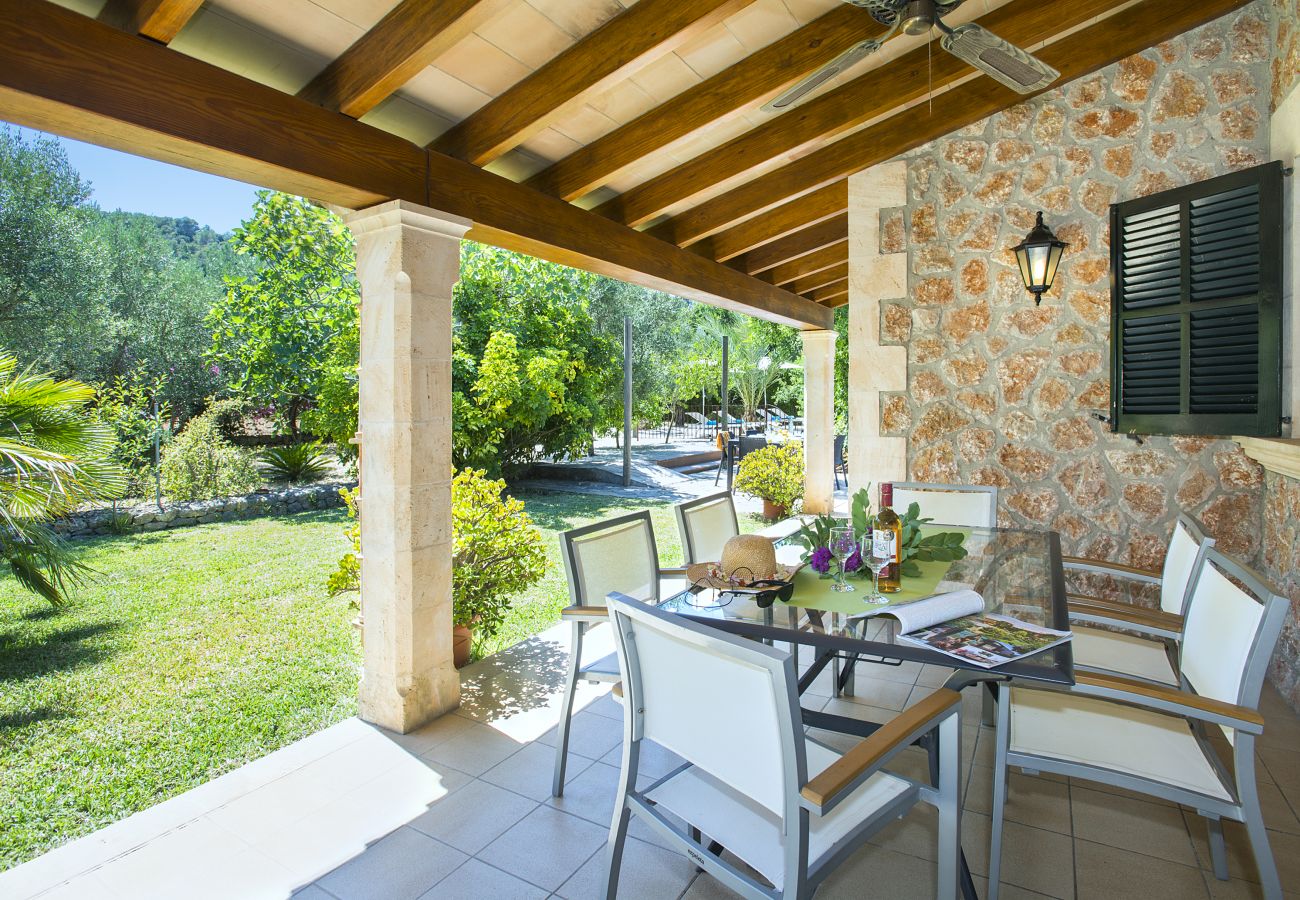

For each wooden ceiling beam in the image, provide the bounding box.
[732,213,848,276]
[790,265,848,296]
[694,182,848,262]
[297,0,509,118]
[811,284,848,306]
[431,0,754,167]
[0,0,830,330]
[602,0,1124,228]
[764,244,846,287]
[524,4,884,202]
[98,0,203,43]
[651,0,1253,246]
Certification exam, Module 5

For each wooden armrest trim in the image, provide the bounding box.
[659,566,690,577]
[611,681,623,699]
[1061,556,1161,582]
[1068,598,1183,632]
[1072,672,1264,732]
[801,689,960,810]
[561,605,608,619]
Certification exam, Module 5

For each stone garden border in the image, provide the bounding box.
[54,481,355,538]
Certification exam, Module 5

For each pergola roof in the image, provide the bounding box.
[5,0,1253,327]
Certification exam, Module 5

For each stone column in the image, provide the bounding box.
[801,329,836,515]
[345,200,471,734]
[847,163,909,495]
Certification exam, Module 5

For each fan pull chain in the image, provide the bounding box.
[927,26,933,115]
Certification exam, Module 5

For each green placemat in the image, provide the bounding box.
[782,527,969,616]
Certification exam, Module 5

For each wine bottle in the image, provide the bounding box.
[873,482,903,592]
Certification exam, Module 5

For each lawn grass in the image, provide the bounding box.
[0,490,763,870]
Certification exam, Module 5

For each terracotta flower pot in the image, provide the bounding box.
[453,624,473,669]
[762,498,789,521]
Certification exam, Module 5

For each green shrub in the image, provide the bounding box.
[734,441,804,513]
[160,405,259,501]
[326,470,547,644]
[260,441,331,483]
[327,487,360,597]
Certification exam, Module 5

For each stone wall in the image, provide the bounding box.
[1262,472,1300,706]
[54,482,352,538]
[877,4,1275,570]
[1271,0,1300,109]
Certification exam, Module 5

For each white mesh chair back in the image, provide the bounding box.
[608,594,801,816]
[562,513,660,608]
[1158,516,1213,616]
[892,483,998,528]
[675,493,739,565]
[1179,549,1284,742]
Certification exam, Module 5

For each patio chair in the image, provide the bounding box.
[1067,515,1214,686]
[553,511,688,797]
[603,594,963,900]
[832,435,847,490]
[987,548,1290,900]
[890,482,998,529]
[674,491,739,565]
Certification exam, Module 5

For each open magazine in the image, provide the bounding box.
[855,589,1072,668]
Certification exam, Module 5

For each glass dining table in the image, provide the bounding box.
[654,523,1075,900]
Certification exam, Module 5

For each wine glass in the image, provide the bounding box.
[861,535,889,606]
[829,526,856,593]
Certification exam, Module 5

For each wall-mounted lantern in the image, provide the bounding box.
[1012,211,1068,304]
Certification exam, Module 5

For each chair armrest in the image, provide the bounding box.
[561,605,608,622]
[755,516,812,543]
[801,689,961,815]
[1068,597,1183,638]
[1061,556,1161,585]
[1066,672,1264,734]
[659,566,690,577]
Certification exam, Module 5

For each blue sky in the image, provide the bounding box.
[10,123,262,233]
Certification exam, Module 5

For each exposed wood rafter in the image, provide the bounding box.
[812,284,849,306]
[98,0,202,43]
[764,244,846,287]
[0,0,830,330]
[790,264,848,296]
[525,4,885,202]
[601,0,1124,228]
[431,0,754,167]
[732,214,847,276]
[652,0,1253,247]
[694,182,848,263]
[297,0,509,118]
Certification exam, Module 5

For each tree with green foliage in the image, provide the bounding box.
[452,243,619,476]
[301,321,358,466]
[0,350,127,605]
[159,399,259,501]
[207,192,358,435]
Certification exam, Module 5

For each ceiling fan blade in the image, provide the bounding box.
[761,38,884,112]
[939,23,1059,93]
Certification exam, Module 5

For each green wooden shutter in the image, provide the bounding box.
[1110,161,1284,437]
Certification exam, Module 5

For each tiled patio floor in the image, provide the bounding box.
[5,620,1300,900]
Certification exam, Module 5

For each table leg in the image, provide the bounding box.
[923,728,980,900]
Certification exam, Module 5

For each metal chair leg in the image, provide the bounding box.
[987,689,1012,900]
[937,711,962,900]
[553,621,585,797]
[1205,816,1229,881]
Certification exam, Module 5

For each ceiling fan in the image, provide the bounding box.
[763,0,1060,111]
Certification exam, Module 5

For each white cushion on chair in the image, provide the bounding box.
[1009,689,1231,801]
[1071,627,1178,685]
[646,741,911,888]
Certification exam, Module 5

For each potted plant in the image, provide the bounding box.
[734,441,804,520]
[450,468,547,667]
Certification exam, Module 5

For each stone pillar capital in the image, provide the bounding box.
[345,199,472,241]
[799,328,837,350]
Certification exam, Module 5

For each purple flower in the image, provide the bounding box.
[809,546,833,574]
[844,549,862,573]
[209,364,221,376]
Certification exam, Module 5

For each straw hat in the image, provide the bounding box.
[687,533,797,590]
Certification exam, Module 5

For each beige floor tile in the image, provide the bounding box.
[818,842,941,899]
[93,818,253,900]
[970,875,1061,899]
[420,720,527,776]
[963,811,1076,899]
[1070,785,1198,866]
[868,802,939,862]
[1065,776,1178,808]
[965,767,1072,835]
[407,779,539,855]
[1183,811,1300,891]
[853,658,925,686]
[537,710,624,762]
[315,827,467,900]
[546,760,623,826]
[559,835,695,900]
[484,739,592,802]
[835,673,915,710]
[421,858,548,900]
[919,664,958,688]
[1260,746,1300,794]
[598,738,685,779]
[477,805,608,892]
[1074,837,1209,900]
[681,871,743,898]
